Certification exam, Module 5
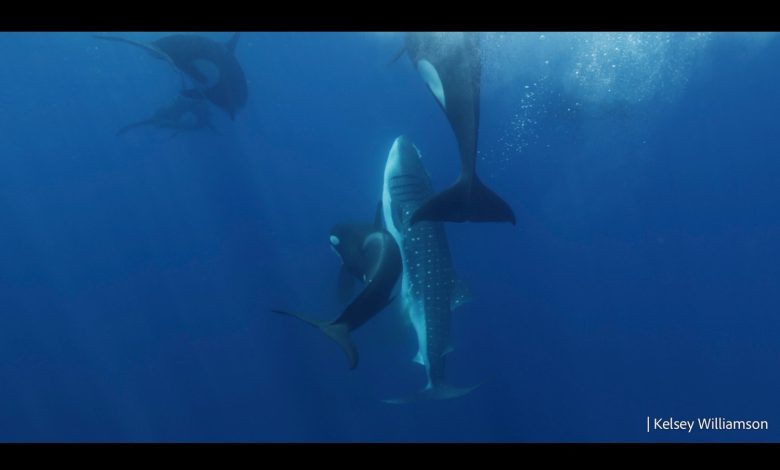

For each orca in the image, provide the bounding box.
[95,32,248,120]
[272,209,401,369]
[329,203,388,304]
[397,32,516,226]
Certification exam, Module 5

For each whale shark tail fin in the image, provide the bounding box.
[410,176,516,226]
[271,310,358,369]
[383,383,480,405]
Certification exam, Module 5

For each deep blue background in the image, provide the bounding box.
[0,32,778,442]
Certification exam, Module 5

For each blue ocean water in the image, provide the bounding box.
[0,32,778,442]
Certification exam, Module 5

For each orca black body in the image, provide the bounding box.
[400,32,516,226]
[95,33,248,120]
[328,204,389,303]
[272,217,401,369]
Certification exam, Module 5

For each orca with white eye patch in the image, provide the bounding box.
[95,32,248,120]
[272,204,402,369]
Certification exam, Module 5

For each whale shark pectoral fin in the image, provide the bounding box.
[416,59,446,109]
[410,176,516,226]
[450,277,473,311]
[337,265,356,304]
[271,310,358,369]
[383,383,480,404]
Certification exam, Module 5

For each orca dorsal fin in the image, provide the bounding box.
[226,32,241,54]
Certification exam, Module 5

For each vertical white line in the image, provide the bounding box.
[647,416,650,433]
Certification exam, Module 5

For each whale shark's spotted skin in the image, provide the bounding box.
[382,136,470,393]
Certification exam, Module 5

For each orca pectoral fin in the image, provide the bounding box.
[271,310,358,369]
[383,383,481,405]
[410,176,516,226]
[94,35,175,67]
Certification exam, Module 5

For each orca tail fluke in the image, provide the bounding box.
[383,383,480,404]
[271,310,358,369]
[409,176,516,226]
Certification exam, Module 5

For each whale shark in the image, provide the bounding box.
[382,135,478,403]
[95,32,248,120]
[397,32,516,226]
[272,215,402,369]
[116,95,217,137]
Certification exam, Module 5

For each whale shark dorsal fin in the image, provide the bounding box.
[450,277,473,311]
[416,59,446,109]
[225,32,241,54]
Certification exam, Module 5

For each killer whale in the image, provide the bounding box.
[397,32,516,226]
[95,32,248,120]
[329,203,388,304]
[273,212,401,369]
